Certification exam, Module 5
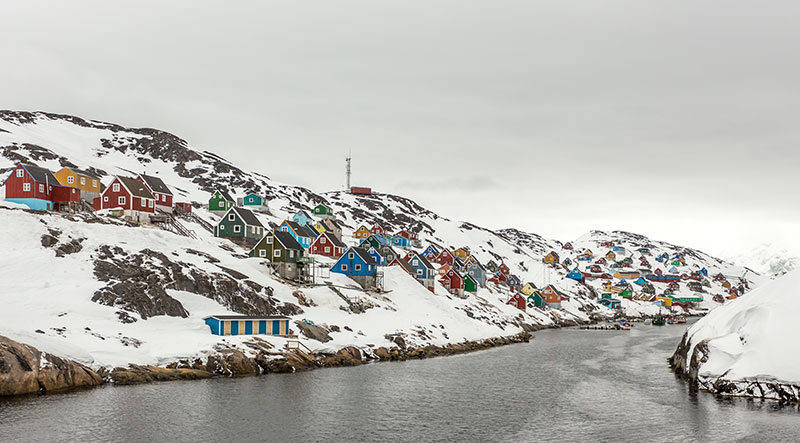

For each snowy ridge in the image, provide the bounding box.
[0,111,772,369]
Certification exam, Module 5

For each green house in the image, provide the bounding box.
[464,274,478,293]
[249,230,305,263]
[209,189,235,212]
[312,204,334,218]
[527,291,545,307]
[620,287,633,298]
[214,207,265,242]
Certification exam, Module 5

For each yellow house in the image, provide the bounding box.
[605,251,617,260]
[454,248,470,259]
[313,221,327,234]
[354,225,371,239]
[54,167,101,201]
[521,282,538,296]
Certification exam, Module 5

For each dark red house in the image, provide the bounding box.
[94,176,156,223]
[3,163,78,211]
[507,293,526,311]
[310,231,346,258]
[434,249,455,266]
[137,174,173,210]
[439,269,464,296]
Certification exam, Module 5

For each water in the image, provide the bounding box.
[1,323,797,442]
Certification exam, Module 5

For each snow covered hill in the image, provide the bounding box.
[671,270,800,402]
[0,110,773,370]
[726,243,798,277]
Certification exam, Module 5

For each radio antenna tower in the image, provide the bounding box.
[345,151,352,191]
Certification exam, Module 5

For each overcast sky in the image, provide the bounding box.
[2,1,798,257]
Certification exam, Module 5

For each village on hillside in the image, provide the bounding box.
[2,160,754,338]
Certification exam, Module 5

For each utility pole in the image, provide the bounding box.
[345,151,352,192]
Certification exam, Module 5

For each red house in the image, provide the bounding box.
[3,163,79,211]
[498,263,510,275]
[434,249,455,266]
[668,281,680,290]
[93,176,156,223]
[507,293,526,311]
[395,230,412,240]
[562,242,573,250]
[175,202,193,213]
[389,258,415,276]
[370,224,385,235]
[310,231,346,258]
[439,269,465,297]
[350,187,372,195]
[137,174,173,210]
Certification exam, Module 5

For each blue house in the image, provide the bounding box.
[421,244,440,260]
[204,315,290,336]
[567,268,584,281]
[668,266,679,274]
[406,251,436,291]
[391,235,409,248]
[238,193,269,212]
[612,246,627,253]
[279,220,314,249]
[465,261,487,287]
[367,247,386,266]
[332,247,378,289]
[292,210,314,227]
[700,267,708,276]
[598,299,622,309]
[634,277,648,285]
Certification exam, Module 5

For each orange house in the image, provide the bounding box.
[354,225,371,239]
[54,167,102,201]
[453,248,470,259]
[543,251,560,265]
[540,285,566,308]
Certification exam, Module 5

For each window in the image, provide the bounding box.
[113,183,120,192]
[16,169,23,177]
[228,213,235,221]
[218,201,225,208]
[233,225,241,233]
[368,265,372,271]
[220,225,225,230]
[103,196,108,202]
[23,183,30,192]
[118,196,126,205]
[251,226,256,234]
[417,269,423,276]
[348,252,354,259]
[259,250,266,257]
[321,237,326,244]
[67,176,75,184]
[289,250,295,258]
[249,198,254,203]
[148,200,154,208]
[161,194,166,202]
[80,177,85,185]
[355,264,362,271]
[341,264,348,271]
[324,247,330,253]
[266,237,273,244]
[412,260,419,266]
[93,180,97,187]
[39,184,44,193]
[274,250,281,258]
[281,227,288,232]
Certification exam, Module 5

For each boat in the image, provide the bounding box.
[652,315,666,326]
[675,316,687,324]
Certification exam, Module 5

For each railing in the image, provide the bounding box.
[285,340,313,355]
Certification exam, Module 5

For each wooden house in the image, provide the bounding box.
[527,291,545,308]
[521,282,538,296]
[137,174,173,211]
[668,281,681,290]
[540,285,566,308]
[391,231,411,248]
[175,202,193,214]
[485,261,499,273]
[463,274,478,294]
[237,192,269,212]
[422,245,440,261]
[465,261,487,287]
[312,203,334,219]
[452,257,467,273]
[508,273,522,289]
[405,251,436,292]
[595,258,607,265]
[54,166,101,202]
[437,263,453,277]
[318,218,343,240]
[567,268,584,282]
[543,251,560,265]
[367,247,386,266]
[434,249,455,266]
[249,230,308,281]
[354,225,371,239]
[439,269,465,297]
[278,220,314,249]
[331,247,378,289]
[215,207,265,245]
[507,293,526,311]
[292,210,314,227]
[360,234,391,251]
[94,175,155,223]
[498,263,510,275]
[310,231,346,258]
[605,251,617,260]
[453,248,470,259]
[204,315,290,336]
[209,189,235,212]
[390,257,416,276]
[376,244,399,265]
[576,253,592,262]
[721,280,732,289]
[370,224,386,235]
[4,163,79,211]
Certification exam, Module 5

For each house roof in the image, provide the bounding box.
[232,207,264,227]
[19,163,59,186]
[391,257,415,274]
[138,174,173,195]
[300,225,319,239]
[411,251,435,269]
[322,218,341,231]
[295,209,312,219]
[60,166,101,179]
[349,247,377,265]
[117,176,156,199]
[318,231,346,248]
[204,315,289,321]
[274,230,303,250]
[216,189,235,202]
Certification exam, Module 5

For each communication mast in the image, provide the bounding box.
[345,152,352,191]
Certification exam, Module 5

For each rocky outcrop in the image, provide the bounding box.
[0,336,102,396]
[295,321,333,343]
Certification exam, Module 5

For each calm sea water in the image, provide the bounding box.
[1,322,797,443]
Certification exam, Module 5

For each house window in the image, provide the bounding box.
[348,252,354,259]
[233,225,241,233]
[23,183,30,192]
[220,225,225,230]
[228,214,235,221]
[218,201,225,208]
[355,264,362,271]
[341,264,348,271]
[259,250,266,257]
[324,247,330,253]
[412,260,419,266]
[148,200,154,208]
[321,237,326,244]
[113,183,120,192]
[289,250,295,258]
[281,227,288,232]
[266,237,273,244]
[104,196,108,202]
[39,184,44,193]
[16,169,23,177]
[417,269,423,276]
[93,180,97,187]
[80,177,85,185]
[251,226,257,234]
[67,176,75,184]
[368,265,372,271]
[118,196,126,205]
[249,198,254,203]
[274,250,281,258]
[162,194,166,202]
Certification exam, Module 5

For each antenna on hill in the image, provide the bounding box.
[345,151,352,192]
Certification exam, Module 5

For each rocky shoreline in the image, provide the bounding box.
[1,331,533,398]
[669,331,800,404]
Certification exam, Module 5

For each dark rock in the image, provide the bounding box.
[295,321,332,343]
[40,234,58,248]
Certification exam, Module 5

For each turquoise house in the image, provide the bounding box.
[204,315,290,336]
